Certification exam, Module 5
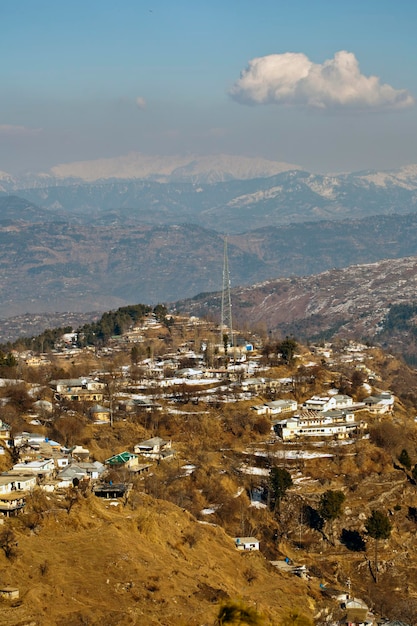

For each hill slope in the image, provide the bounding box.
[3,195,417,319]
[175,255,417,360]
[0,492,314,625]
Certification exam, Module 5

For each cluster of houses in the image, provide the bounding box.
[45,373,394,448]
[45,360,394,427]
[0,327,398,521]
[0,431,174,516]
[0,322,410,624]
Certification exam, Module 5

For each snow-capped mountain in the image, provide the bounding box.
[0,170,17,192]
[50,153,302,184]
[0,153,301,189]
[1,159,417,234]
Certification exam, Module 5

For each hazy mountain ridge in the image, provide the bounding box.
[0,220,269,318]
[231,212,417,277]
[176,255,417,359]
[0,153,300,189]
[1,158,417,320]
[0,195,56,224]
[2,165,417,233]
[2,198,417,318]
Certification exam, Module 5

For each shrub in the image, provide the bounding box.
[340,529,365,551]
[280,609,314,626]
[398,448,412,470]
[0,528,19,560]
[319,490,345,522]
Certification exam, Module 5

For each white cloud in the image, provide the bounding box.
[230,51,414,110]
[0,124,42,136]
[136,96,146,110]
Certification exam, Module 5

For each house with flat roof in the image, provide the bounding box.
[94,483,132,499]
[234,536,260,551]
[273,410,366,441]
[0,474,37,492]
[302,395,337,412]
[134,437,173,460]
[11,458,55,477]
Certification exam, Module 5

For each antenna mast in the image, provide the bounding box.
[220,237,233,353]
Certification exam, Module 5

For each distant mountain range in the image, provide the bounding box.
[1,156,417,234]
[4,250,417,364]
[0,153,300,188]
[1,154,417,321]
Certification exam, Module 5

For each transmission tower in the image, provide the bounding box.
[220,237,234,353]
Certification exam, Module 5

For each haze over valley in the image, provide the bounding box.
[2,157,417,335]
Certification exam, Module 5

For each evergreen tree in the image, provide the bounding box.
[131,344,141,365]
[319,490,345,522]
[153,303,172,326]
[277,337,297,365]
[365,509,392,582]
[318,490,345,544]
[0,351,17,369]
[269,467,293,513]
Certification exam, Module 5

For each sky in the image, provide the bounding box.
[1,0,417,175]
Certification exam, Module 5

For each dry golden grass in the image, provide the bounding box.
[4,333,417,623]
[0,492,315,626]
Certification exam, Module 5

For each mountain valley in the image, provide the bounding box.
[1,198,417,323]
[2,159,417,358]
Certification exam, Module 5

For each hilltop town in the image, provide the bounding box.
[0,307,417,625]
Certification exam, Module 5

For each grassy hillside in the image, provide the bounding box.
[2,319,417,624]
[0,492,315,626]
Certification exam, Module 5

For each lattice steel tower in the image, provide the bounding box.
[220,237,233,351]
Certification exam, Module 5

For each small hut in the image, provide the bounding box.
[0,587,19,600]
[89,404,111,424]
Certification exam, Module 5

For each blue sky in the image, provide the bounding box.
[1,0,417,174]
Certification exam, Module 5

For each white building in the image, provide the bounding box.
[234,536,260,551]
[363,392,394,414]
[251,399,298,416]
[302,396,337,412]
[11,459,55,477]
[0,474,37,493]
[273,410,366,441]
[134,437,173,460]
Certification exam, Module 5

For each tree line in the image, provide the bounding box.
[0,303,175,353]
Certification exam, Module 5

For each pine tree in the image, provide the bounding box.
[318,490,345,544]
[269,467,293,514]
[365,509,392,582]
